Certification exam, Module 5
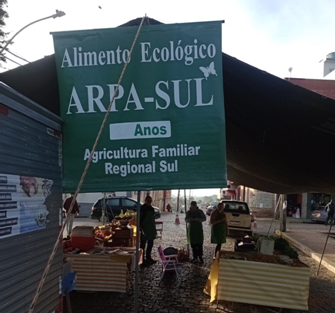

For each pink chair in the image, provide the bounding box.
[157,246,182,286]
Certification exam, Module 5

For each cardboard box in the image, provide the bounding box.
[113,227,133,239]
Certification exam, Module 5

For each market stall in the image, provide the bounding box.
[63,210,142,293]
[204,239,310,311]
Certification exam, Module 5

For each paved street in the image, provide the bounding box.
[64,212,335,313]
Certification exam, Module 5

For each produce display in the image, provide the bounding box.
[63,211,138,253]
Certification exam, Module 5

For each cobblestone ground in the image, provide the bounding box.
[65,213,335,313]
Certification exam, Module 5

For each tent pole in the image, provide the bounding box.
[177,189,180,213]
[163,190,166,212]
[267,194,281,236]
[134,191,141,313]
[184,189,187,212]
[102,192,106,225]
[184,189,189,254]
[175,190,180,224]
[280,194,287,232]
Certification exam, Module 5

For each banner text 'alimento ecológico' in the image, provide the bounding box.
[52,21,227,192]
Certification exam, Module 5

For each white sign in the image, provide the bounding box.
[109,121,171,140]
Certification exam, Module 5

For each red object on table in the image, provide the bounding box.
[71,235,95,251]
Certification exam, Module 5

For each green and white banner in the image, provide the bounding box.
[52,21,227,192]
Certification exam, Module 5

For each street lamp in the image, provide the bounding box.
[0,10,66,57]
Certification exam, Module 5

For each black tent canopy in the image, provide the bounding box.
[1,18,335,194]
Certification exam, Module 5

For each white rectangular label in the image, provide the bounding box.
[110,121,171,140]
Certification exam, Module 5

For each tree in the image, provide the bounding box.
[0,0,9,63]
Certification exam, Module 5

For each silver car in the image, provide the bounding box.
[206,201,218,215]
[311,207,333,224]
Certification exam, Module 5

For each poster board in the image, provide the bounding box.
[52,21,227,192]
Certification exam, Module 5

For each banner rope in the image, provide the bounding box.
[28,15,146,313]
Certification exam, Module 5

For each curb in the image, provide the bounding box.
[275,229,335,274]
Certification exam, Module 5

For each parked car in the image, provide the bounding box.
[206,201,219,215]
[222,200,253,236]
[311,208,333,224]
[91,196,161,222]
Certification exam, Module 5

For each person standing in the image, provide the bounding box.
[63,194,79,236]
[140,196,157,265]
[210,202,228,259]
[185,201,206,264]
[325,199,335,226]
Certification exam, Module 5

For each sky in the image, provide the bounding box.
[2,1,335,197]
[3,0,335,78]
[172,189,219,197]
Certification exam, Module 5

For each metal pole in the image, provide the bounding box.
[184,190,187,212]
[175,189,181,224]
[283,196,287,231]
[184,190,189,252]
[0,11,65,56]
[267,194,281,236]
[280,195,287,232]
[177,190,180,213]
[102,192,106,225]
[134,191,141,313]
[163,190,166,212]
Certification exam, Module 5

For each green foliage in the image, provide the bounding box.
[0,0,8,63]
[283,245,299,259]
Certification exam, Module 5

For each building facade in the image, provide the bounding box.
[220,182,275,217]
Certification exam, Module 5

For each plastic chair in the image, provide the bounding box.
[155,221,163,238]
[157,246,182,286]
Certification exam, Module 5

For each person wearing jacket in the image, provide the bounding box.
[325,199,335,226]
[185,201,206,263]
[140,196,157,265]
[210,202,228,258]
[63,194,79,236]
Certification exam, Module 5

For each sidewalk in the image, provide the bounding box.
[276,222,335,273]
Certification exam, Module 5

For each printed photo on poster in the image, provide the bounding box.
[0,173,53,239]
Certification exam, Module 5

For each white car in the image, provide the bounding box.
[222,200,253,236]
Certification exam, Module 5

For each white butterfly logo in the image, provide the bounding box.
[199,61,217,80]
